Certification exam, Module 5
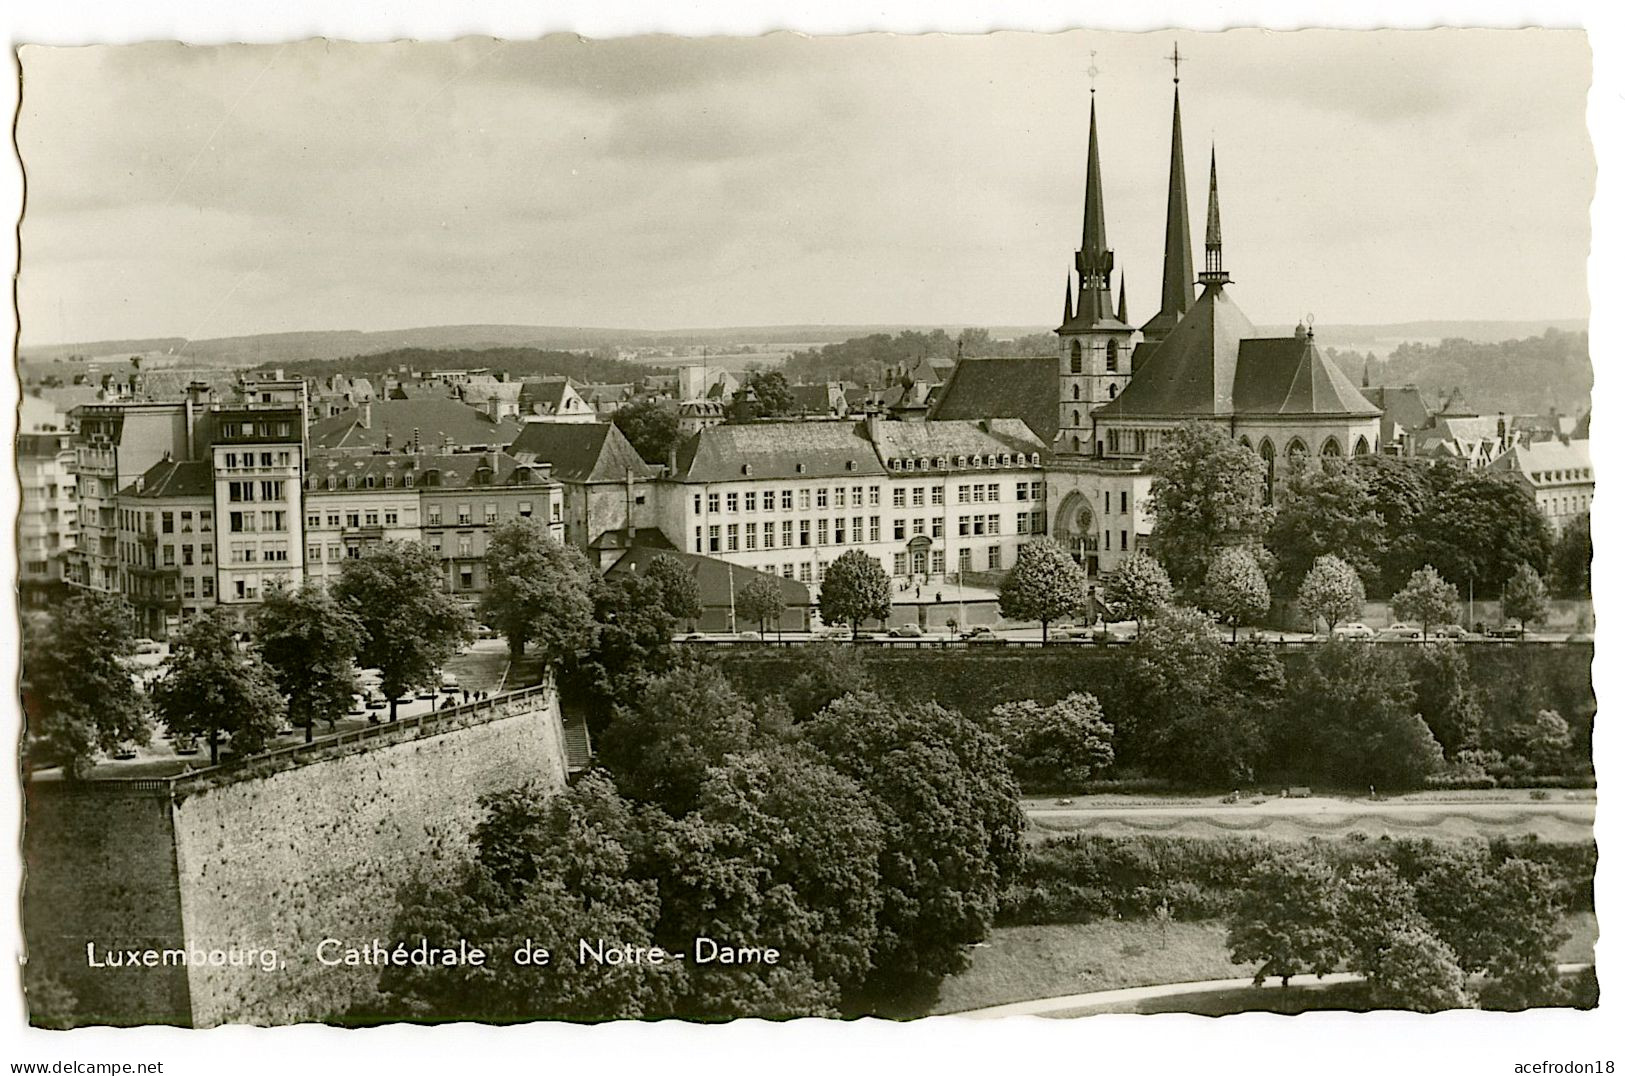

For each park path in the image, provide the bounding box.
[1024,797,1595,821]
[953,964,1591,1019]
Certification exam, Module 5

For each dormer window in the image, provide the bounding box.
[795,463,806,474]
[742,463,753,476]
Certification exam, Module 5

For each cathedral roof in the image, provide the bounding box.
[1097,284,1258,416]
[1232,337,1382,418]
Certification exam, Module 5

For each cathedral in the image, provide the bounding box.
[1042,74,1381,579]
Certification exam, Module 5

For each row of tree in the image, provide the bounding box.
[1229,844,1575,1011]
[1143,422,1581,609]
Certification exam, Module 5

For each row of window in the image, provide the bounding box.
[117,508,214,534]
[227,541,290,564]
[1539,493,1592,517]
[306,501,545,528]
[891,545,1003,574]
[228,510,290,534]
[884,451,1039,471]
[694,482,1043,517]
[220,450,295,470]
[226,480,287,503]
[692,512,1046,555]
[118,541,215,568]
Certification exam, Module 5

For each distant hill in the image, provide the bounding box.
[18,317,1586,371]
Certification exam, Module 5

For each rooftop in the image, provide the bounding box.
[508,421,657,484]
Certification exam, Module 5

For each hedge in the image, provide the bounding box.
[999,833,1597,927]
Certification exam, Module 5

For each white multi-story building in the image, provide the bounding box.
[18,396,79,605]
[657,416,1047,595]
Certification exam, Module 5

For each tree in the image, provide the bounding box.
[1416,466,1553,593]
[817,551,891,637]
[1548,514,1591,598]
[1338,862,1426,981]
[1201,547,1270,641]
[803,693,1025,998]
[1501,562,1549,638]
[334,541,475,721]
[990,693,1114,791]
[1297,554,1365,634]
[1498,709,1572,775]
[781,642,871,722]
[644,554,704,628]
[1267,457,1386,594]
[1349,455,1432,595]
[1279,640,1443,787]
[1226,849,1347,987]
[598,662,759,816]
[1146,421,1272,594]
[562,572,681,731]
[1475,859,1569,1011]
[643,747,884,1016]
[21,591,150,779]
[1391,565,1459,641]
[254,580,364,743]
[1366,927,1472,1013]
[150,610,285,765]
[1101,552,1173,632]
[737,573,787,635]
[1408,643,1485,756]
[736,370,797,417]
[611,399,682,465]
[480,520,597,664]
[997,537,1090,642]
[380,774,681,1022]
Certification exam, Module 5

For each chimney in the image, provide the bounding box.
[864,414,882,442]
[359,401,372,429]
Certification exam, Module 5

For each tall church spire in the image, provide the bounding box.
[1117,277,1129,324]
[1070,97,1116,326]
[1199,146,1230,287]
[1062,276,1075,325]
[1143,71,1195,343]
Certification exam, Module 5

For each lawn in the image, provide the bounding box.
[929,913,1598,1017]
[1026,805,1594,844]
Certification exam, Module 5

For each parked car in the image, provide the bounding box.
[172,735,200,756]
[1331,622,1376,640]
[1487,625,1523,639]
[1432,624,1472,640]
[440,672,460,694]
[111,744,138,761]
[959,625,995,639]
[888,623,925,638]
[365,691,388,710]
[736,630,762,641]
[416,685,437,700]
[1380,623,1422,640]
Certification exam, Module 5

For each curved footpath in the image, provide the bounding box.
[953,964,1591,1019]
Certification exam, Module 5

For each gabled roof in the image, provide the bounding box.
[1437,386,1477,417]
[1097,284,1259,417]
[304,449,557,492]
[1490,439,1592,483]
[606,547,812,610]
[519,377,587,415]
[311,398,524,451]
[121,459,213,500]
[928,356,1059,444]
[1231,337,1381,417]
[508,421,656,484]
[788,383,846,414]
[671,422,886,484]
[1361,385,1434,432]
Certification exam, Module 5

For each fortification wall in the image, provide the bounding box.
[22,687,568,1028]
[22,783,193,1026]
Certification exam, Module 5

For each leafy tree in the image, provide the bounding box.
[732,370,798,418]
[1278,640,1443,787]
[254,580,364,743]
[1267,457,1386,594]
[1101,552,1173,632]
[1391,565,1459,641]
[1497,709,1572,774]
[611,399,682,465]
[1416,466,1553,593]
[562,572,681,731]
[737,573,788,635]
[1476,859,1569,1011]
[380,774,681,1022]
[1121,607,1264,784]
[1297,554,1366,634]
[150,610,285,765]
[1501,562,1549,638]
[1201,546,1270,641]
[781,642,870,722]
[1349,455,1432,595]
[21,591,150,778]
[1146,421,1272,594]
[598,663,759,817]
[817,551,891,637]
[642,747,884,1016]
[997,536,1090,642]
[803,693,1025,999]
[480,519,597,663]
[1366,927,1472,1013]
[1338,862,1426,981]
[644,553,704,627]
[1227,850,1347,987]
[1408,643,1485,756]
[335,541,474,721]
[991,693,1115,791]
[1548,513,1591,598]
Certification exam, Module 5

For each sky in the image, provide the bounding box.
[15,29,1594,346]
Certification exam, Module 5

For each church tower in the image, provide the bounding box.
[1056,97,1137,456]
[1141,60,1195,346]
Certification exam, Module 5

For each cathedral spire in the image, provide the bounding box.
[1070,97,1115,325]
[1199,146,1230,287]
[1117,277,1129,324]
[1062,276,1075,325]
[1143,79,1195,343]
